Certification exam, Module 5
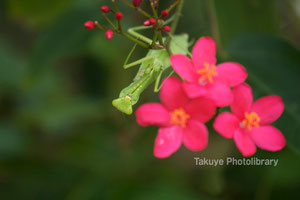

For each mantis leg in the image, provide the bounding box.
[154,69,163,93]
[164,13,178,25]
[124,56,154,69]
[123,43,137,68]
[154,68,175,92]
[128,26,153,45]
[123,43,154,69]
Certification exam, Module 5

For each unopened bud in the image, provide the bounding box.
[144,20,151,26]
[84,21,95,29]
[161,10,169,17]
[163,26,171,32]
[105,29,114,40]
[101,5,110,13]
[133,0,143,7]
[149,18,156,25]
[115,12,124,20]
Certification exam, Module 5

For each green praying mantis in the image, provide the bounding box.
[112,25,189,115]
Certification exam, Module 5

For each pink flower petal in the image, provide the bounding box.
[192,36,217,69]
[154,126,183,158]
[183,120,208,151]
[170,55,196,82]
[233,129,256,157]
[251,95,284,125]
[231,83,253,119]
[182,82,208,99]
[216,62,247,87]
[207,83,233,107]
[136,103,170,127]
[160,76,189,111]
[250,126,286,151]
[213,112,240,139]
[185,98,216,123]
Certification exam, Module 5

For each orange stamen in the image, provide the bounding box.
[241,112,260,130]
[170,108,190,128]
[197,62,218,84]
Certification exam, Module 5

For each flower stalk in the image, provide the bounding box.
[120,0,152,18]
[85,0,185,49]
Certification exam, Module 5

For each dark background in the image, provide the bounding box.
[1,0,300,199]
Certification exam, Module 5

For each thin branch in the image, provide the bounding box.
[120,0,152,18]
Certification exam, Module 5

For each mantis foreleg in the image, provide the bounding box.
[124,56,154,69]
[128,26,153,45]
[123,43,137,67]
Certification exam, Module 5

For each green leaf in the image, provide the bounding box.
[227,34,300,154]
[170,34,189,55]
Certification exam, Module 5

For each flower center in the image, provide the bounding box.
[197,62,218,84]
[241,112,260,131]
[170,108,190,128]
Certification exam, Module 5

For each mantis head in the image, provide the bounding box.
[112,96,133,115]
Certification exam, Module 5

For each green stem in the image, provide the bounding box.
[151,31,158,47]
[157,31,163,45]
[120,0,152,18]
[118,20,123,32]
[103,13,118,30]
[94,21,105,31]
[167,0,181,12]
[170,0,184,35]
[150,1,159,19]
[165,0,184,46]
[112,0,120,12]
[207,0,225,58]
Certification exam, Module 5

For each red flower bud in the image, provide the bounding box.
[163,26,171,32]
[105,29,114,40]
[101,5,110,13]
[133,0,143,7]
[149,18,156,25]
[161,10,169,17]
[115,12,124,20]
[144,20,151,26]
[84,21,95,29]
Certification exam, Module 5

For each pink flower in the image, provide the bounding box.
[136,76,216,158]
[213,83,286,156]
[170,36,248,107]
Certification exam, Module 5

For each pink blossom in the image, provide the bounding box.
[136,76,216,158]
[213,83,286,156]
[170,36,248,107]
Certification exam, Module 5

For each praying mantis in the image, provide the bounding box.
[112,25,189,115]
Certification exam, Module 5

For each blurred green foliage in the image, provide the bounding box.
[0,0,300,199]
